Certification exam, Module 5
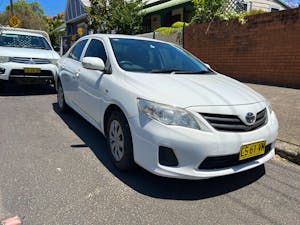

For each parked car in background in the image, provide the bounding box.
[0,27,60,85]
[56,34,278,180]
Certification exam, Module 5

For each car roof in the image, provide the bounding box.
[1,30,44,38]
[0,26,51,42]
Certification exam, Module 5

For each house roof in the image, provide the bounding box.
[68,0,291,10]
[81,0,91,7]
[65,0,88,23]
[275,0,291,9]
[142,0,291,15]
[142,0,190,14]
[64,0,291,22]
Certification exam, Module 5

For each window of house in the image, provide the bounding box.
[271,8,279,12]
[165,10,182,27]
[69,39,88,61]
[184,5,194,22]
[236,2,248,12]
[84,39,107,63]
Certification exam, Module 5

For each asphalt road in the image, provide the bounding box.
[0,83,299,225]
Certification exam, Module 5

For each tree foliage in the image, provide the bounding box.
[0,0,47,31]
[192,0,230,23]
[86,0,145,35]
[192,0,264,25]
[47,13,66,46]
[155,22,189,35]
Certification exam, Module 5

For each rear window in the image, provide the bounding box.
[0,33,51,50]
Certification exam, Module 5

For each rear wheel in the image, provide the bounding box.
[106,110,135,171]
[57,81,69,113]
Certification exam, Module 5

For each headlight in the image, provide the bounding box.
[137,98,201,130]
[266,99,272,113]
[0,56,9,63]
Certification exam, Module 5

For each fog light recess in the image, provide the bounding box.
[0,68,5,74]
[159,146,178,167]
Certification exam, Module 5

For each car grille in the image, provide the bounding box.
[198,144,272,170]
[10,69,53,77]
[10,57,50,64]
[200,108,267,132]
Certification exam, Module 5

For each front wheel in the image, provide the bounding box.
[106,111,135,171]
[57,81,69,113]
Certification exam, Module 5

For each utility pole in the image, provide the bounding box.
[10,0,14,16]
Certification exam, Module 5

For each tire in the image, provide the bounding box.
[57,81,69,113]
[106,110,135,171]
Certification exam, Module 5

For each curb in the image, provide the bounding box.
[275,140,300,165]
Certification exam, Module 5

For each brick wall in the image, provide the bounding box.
[184,8,300,88]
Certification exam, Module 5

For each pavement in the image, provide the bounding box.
[0,83,300,224]
[0,83,299,224]
[246,83,300,165]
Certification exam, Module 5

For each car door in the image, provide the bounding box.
[75,39,108,124]
[59,39,88,105]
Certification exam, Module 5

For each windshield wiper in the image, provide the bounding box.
[32,46,47,49]
[173,70,212,74]
[151,69,212,74]
[151,69,183,73]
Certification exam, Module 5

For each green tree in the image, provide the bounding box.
[192,0,264,25]
[86,0,145,35]
[191,0,231,23]
[0,0,47,31]
[47,13,66,46]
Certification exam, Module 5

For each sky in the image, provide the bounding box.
[0,0,67,16]
[0,0,299,16]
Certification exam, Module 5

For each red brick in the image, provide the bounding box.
[184,8,300,87]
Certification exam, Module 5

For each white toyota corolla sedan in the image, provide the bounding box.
[56,34,278,180]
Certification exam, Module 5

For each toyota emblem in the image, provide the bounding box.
[245,112,256,125]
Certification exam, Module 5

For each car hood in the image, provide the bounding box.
[0,46,60,59]
[124,73,265,108]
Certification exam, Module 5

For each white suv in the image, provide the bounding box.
[57,34,278,180]
[0,27,60,85]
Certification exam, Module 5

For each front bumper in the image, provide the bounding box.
[129,106,278,180]
[0,62,58,81]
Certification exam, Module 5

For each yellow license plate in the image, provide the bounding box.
[24,68,41,73]
[239,140,266,161]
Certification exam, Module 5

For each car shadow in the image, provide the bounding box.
[0,82,56,96]
[53,103,266,200]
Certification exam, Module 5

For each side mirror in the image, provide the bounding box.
[82,57,105,71]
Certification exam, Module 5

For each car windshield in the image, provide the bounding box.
[110,38,212,74]
[0,33,51,50]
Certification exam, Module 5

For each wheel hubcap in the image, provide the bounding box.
[109,120,124,161]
